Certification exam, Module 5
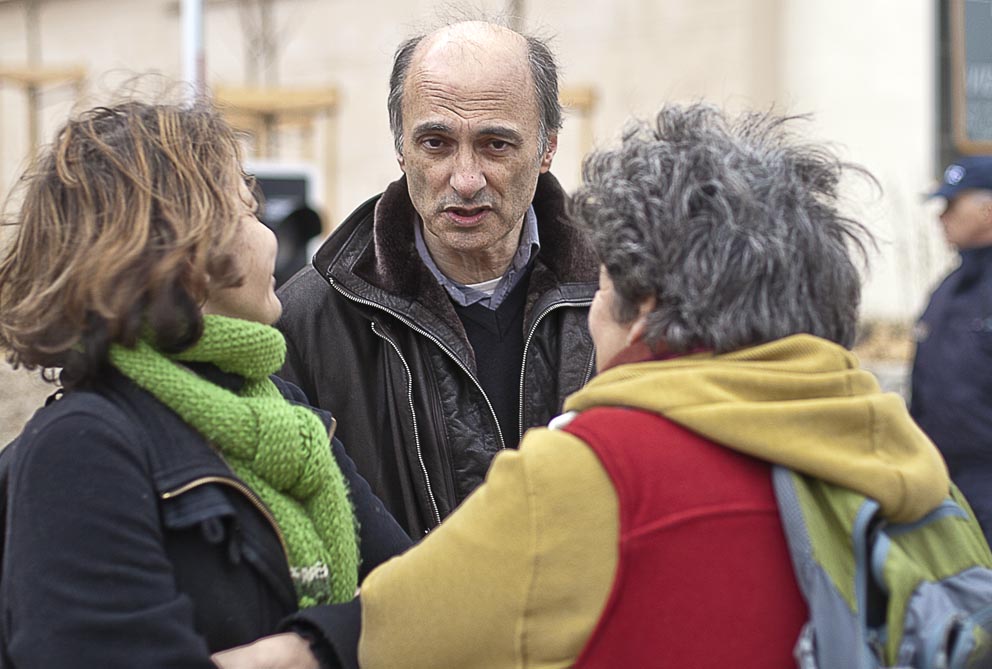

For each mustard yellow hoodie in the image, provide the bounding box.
[357,335,950,668]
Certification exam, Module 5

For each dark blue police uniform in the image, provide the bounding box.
[911,246,992,540]
[911,155,992,543]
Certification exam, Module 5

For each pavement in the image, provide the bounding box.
[0,361,53,447]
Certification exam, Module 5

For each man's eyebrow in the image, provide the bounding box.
[411,122,453,139]
[477,126,524,143]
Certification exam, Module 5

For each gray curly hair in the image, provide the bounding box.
[571,103,875,353]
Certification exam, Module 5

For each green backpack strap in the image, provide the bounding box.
[772,465,882,668]
[772,465,992,669]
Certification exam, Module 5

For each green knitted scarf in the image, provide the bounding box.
[108,315,359,607]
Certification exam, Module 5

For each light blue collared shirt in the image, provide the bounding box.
[414,205,541,310]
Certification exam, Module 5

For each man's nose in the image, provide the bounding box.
[450,150,486,199]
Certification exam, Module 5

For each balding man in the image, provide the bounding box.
[276,21,597,538]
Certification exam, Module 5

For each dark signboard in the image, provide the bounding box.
[953,0,992,152]
[250,167,323,287]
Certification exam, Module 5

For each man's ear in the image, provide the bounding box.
[397,152,406,172]
[539,134,558,174]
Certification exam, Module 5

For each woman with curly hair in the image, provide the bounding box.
[0,98,409,668]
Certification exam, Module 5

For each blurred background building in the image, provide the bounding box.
[0,0,981,442]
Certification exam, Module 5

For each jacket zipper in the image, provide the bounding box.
[370,321,442,527]
[331,280,508,446]
[161,476,289,562]
[330,278,591,520]
[517,299,594,442]
[582,341,597,384]
[329,279,466,528]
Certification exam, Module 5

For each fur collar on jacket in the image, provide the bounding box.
[346,172,598,299]
[312,172,598,364]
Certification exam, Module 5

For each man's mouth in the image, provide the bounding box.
[444,206,491,226]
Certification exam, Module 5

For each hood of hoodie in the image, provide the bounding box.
[563,334,949,523]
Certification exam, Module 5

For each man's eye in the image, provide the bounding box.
[422,138,445,149]
[490,140,510,151]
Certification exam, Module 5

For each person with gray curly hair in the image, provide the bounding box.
[575,103,868,362]
[224,104,952,668]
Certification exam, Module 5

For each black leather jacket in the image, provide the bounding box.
[277,172,598,537]
[0,370,410,668]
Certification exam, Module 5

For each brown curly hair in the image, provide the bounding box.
[0,99,250,386]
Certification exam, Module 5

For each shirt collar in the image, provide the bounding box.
[413,205,541,310]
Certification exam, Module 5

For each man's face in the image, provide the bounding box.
[397,33,557,275]
[939,189,992,250]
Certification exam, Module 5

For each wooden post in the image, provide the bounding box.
[560,85,598,182]
[506,0,525,31]
[322,109,337,230]
[25,0,42,151]
[0,66,86,182]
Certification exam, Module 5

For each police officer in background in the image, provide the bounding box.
[911,156,992,542]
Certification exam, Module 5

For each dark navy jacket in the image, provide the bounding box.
[0,369,409,668]
[911,245,992,541]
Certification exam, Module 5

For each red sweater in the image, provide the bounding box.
[567,406,808,668]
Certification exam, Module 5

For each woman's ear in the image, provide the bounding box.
[982,196,992,223]
[625,295,657,345]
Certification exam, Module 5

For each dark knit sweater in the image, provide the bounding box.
[452,267,531,446]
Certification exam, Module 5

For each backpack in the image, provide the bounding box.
[773,466,992,669]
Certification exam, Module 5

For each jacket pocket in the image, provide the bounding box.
[161,481,237,532]
[160,482,296,651]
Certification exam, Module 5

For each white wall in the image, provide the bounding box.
[525,0,784,191]
[779,0,954,320]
